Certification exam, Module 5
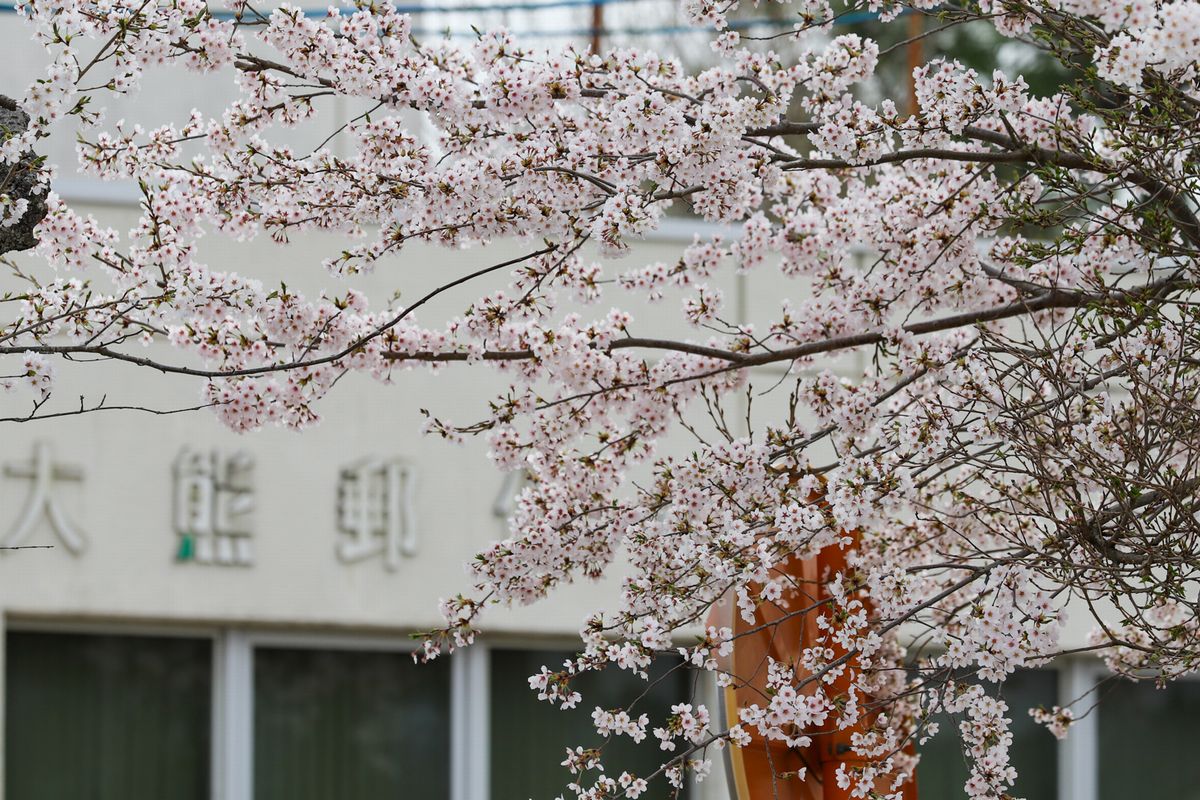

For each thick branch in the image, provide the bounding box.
[1,276,1174,380]
[381,281,1172,367]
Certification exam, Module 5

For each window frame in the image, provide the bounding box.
[18,618,1188,800]
[1073,656,1200,800]
[484,637,706,800]
[3,616,222,800]
[230,628,479,800]
[1058,657,1102,800]
[0,619,482,800]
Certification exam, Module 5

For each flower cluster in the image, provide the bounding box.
[6,0,1200,797]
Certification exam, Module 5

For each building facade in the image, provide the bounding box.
[1,10,1199,800]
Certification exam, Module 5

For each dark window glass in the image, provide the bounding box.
[253,646,451,800]
[5,630,212,800]
[1098,677,1200,800]
[917,668,1058,800]
[490,648,690,799]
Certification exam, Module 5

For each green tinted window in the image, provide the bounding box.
[253,646,451,800]
[917,668,1058,800]
[5,631,212,800]
[490,649,690,799]
[1098,677,1200,800]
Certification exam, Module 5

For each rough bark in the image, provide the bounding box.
[0,95,47,256]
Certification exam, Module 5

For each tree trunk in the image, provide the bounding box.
[0,94,48,256]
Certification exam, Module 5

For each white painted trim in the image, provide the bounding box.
[215,629,253,800]
[54,178,141,206]
[643,217,740,243]
[244,628,417,652]
[0,613,6,800]
[478,634,590,652]
[1058,658,1100,800]
[452,643,491,800]
[451,649,468,800]
[3,616,220,637]
[211,632,227,800]
[473,646,492,800]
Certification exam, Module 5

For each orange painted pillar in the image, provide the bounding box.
[814,531,870,800]
[713,488,918,799]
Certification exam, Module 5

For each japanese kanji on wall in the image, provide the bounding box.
[173,448,256,566]
[336,458,418,571]
[2,441,86,554]
[1,441,430,571]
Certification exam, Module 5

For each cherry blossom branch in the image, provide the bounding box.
[386,275,1187,371]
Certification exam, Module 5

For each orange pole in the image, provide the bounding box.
[714,480,918,799]
[814,532,871,800]
[590,0,603,54]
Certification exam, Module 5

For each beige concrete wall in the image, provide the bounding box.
[0,14,1103,657]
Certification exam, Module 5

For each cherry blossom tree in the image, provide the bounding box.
[3,0,1200,796]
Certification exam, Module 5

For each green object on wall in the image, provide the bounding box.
[177,532,195,561]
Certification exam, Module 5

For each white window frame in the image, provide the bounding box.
[231,628,477,800]
[1058,657,1102,800]
[1061,656,1200,800]
[1,617,222,800]
[214,629,251,800]
[483,637,703,800]
[0,619,478,800]
[19,621,1182,800]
